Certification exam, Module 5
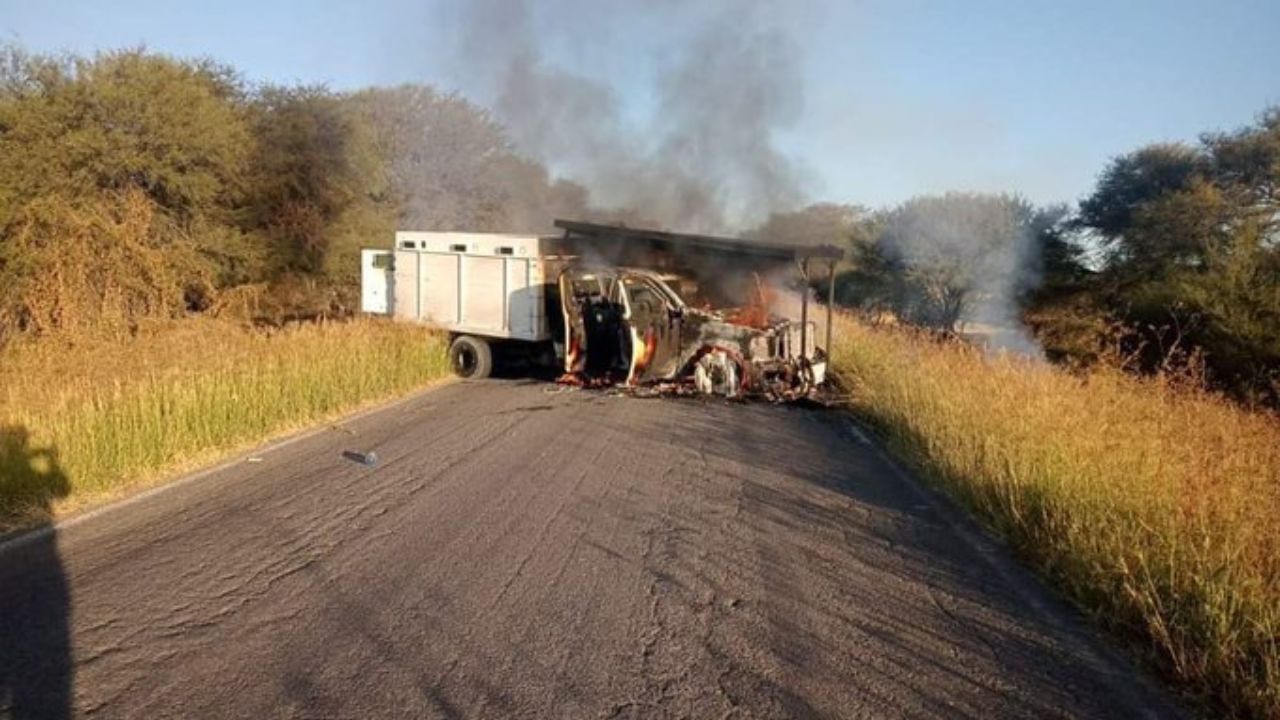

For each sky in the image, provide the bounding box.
[4,0,1278,210]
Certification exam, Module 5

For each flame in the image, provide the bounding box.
[723,272,776,329]
[565,336,582,373]
[630,327,659,381]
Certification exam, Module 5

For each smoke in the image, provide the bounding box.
[970,230,1043,360]
[876,193,1044,358]
[440,0,810,233]
[401,7,1055,356]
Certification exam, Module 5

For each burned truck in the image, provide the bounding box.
[560,267,824,399]
[360,219,843,399]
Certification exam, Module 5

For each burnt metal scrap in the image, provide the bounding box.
[558,267,829,402]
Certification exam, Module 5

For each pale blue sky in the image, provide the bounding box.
[3,0,1277,209]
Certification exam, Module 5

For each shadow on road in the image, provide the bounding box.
[0,425,72,720]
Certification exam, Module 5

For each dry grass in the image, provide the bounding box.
[829,315,1280,718]
[0,317,449,531]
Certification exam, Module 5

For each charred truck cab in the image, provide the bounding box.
[361,220,843,401]
[560,267,826,400]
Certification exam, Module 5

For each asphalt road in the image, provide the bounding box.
[0,379,1184,719]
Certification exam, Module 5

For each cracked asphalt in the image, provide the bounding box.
[0,379,1184,719]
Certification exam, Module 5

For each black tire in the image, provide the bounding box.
[449,335,493,379]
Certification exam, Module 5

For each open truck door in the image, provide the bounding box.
[620,274,682,384]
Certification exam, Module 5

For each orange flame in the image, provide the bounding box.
[631,328,659,378]
[723,273,775,329]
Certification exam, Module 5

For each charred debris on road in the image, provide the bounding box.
[552,220,843,403]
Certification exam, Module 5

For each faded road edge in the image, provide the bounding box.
[841,418,1186,720]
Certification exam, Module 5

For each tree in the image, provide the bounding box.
[0,188,209,337]
[1205,107,1280,217]
[858,193,1036,332]
[350,85,586,234]
[0,48,251,227]
[0,48,252,334]
[748,203,863,247]
[1071,107,1280,405]
[1028,204,1088,295]
[831,231,899,322]
[247,85,383,274]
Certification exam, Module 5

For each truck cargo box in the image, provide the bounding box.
[362,232,566,342]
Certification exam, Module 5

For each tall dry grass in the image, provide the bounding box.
[0,317,449,530]
[829,316,1280,718]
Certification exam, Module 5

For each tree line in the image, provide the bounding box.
[0,46,589,337]
[772,110,1278,407]
[1,46,1275,406]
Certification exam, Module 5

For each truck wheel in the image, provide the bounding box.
[449,335,493,379]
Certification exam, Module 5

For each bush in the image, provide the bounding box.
[0,189,208,338]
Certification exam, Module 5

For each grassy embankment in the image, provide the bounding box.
[0,318,449,531]
[828,316,1279,719]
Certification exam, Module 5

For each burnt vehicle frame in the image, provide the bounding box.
[553,221,843,399]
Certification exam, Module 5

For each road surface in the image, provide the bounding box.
[0,380,1183,719]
